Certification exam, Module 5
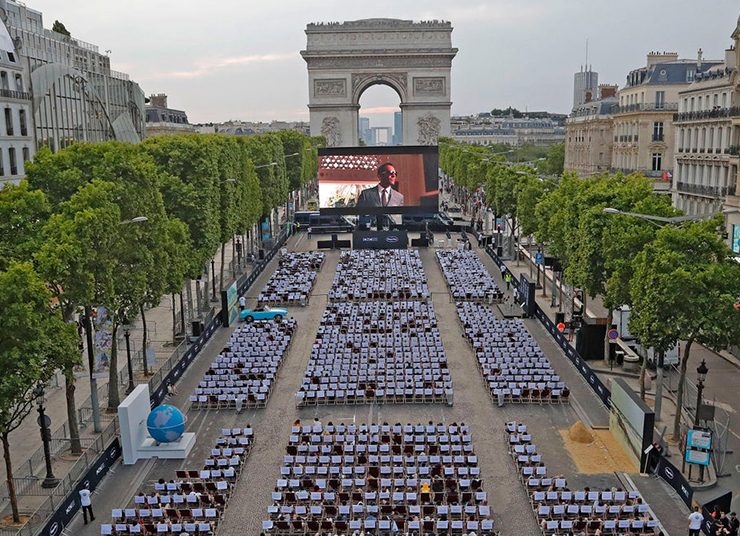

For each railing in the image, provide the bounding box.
[0,420,118,536]
[0,89,31,100]
[673,107,740,122]
[675,182,730,197]
[652,134,664,142]
[615,102,678,113]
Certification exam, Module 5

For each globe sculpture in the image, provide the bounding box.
[146,404,186,443]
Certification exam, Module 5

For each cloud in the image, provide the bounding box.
[142,52,294,80]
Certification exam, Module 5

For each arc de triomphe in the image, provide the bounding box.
[301,19,457,146]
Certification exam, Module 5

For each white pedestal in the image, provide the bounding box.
[138,433,196,460]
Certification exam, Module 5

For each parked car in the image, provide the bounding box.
[239,306,288,322]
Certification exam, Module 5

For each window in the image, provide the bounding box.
[651,153,662,171]
[655,91,665,109]
[722,93,728,108]
[690,97,695,112]
[652,122,664,142]
[687,69,695,82]
[14,74,22,92]
[19,109,26,136]
[0,71,7,91]
[7,52,16,63]
[9,148,17,175]
[4,107,13,135]
[22,147,29,164]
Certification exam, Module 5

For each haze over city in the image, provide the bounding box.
[27,0,739,125]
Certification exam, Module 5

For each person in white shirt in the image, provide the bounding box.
[79,486,94,524]
[238,295,247,311]
[688,505,704,535]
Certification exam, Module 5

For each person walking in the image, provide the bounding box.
[238,295,246,312]
[688,505,704,536]
[79,485,95,524]
[504,272,512,290]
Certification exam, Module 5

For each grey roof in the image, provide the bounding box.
[628,60,724,87]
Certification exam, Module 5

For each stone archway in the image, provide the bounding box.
[301,18,457,147]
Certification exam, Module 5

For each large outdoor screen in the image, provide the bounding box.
[317,145,439,215]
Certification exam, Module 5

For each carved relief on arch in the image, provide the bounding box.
[351,72,408,103]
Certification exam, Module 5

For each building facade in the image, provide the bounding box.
[564,84,618,176]
[612,52,723,184]
[451,114,565,147]
[2,0,145,160]
[673,22,740,226]
[0,13,33,186]
[145,93,195,137]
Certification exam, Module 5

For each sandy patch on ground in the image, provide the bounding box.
[559,421,638,474]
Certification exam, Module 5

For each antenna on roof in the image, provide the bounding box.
[585,37,589,70]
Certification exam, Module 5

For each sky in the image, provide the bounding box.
[26,0,740,128]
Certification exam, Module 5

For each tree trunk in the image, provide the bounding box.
[672,337,694,441]
[179,291,186,335]
[60,304,82,455]
[64,365,82,455]
[639,356,647,401]
[140,304,149,376]
[171,293,177,344]
[220,243,226,292]
[186,280,194,321]
[107,323,120,411]
[2,432,19,523]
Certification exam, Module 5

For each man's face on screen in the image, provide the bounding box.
[378,165,397,188]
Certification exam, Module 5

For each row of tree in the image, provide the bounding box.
[0,131,320,521]
[440,139,740,441]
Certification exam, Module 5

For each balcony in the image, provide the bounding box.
[615,102,678,114]
[729,145,740,156]
[0,88,31,100]
[675,182,730,197]
[673,107,740,122]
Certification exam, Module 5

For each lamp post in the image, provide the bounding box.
[83,305,101,433]
[694,359,708,427]
[211,258,217,302]
[124,324,134,394]
[35,383,58,488]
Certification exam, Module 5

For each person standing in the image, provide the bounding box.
[238,295,246,312]
[688,505,704,536]
[79,485,95,524]
[504,272,512,290]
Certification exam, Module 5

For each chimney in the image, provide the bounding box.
[598,84,618,99]
[148,93,168,108]
[697,47,703,68]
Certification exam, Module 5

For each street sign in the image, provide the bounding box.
[535,251,545,265]
[557,322,566,333]
[607,329,619,340]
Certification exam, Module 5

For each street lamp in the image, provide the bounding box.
[119,216,148,225]
[602,207,703,226]
[34,383,58,488]
[254,162,278,170]
[123,323,134,394]
[694,359,708,426]
[211,258,217,301]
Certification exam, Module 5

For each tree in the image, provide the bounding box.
[629,217,740,440]
[0,181,50,271]
[52,20,70,37]
[0,262,77,522]
[539,143,565,176]
[36,180,121,432]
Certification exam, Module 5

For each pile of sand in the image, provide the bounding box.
[568,420,594,444]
